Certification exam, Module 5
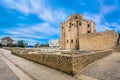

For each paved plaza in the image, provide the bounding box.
[0,49,120,80]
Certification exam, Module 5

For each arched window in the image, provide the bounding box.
[71,39,73,43]
[88,31,91,33]
[79,22,82,26]
[67,40,69,43]
[88,24,90,28]
[76,16,78,19]
[62,26,64,29]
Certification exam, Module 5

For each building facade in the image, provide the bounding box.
[49,39,59,47]
[79,30,118,51]
[117,34,120,46]
[1,37,14,46]
[60,14,96,50]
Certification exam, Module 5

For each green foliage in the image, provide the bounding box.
[34,42,40,48]
[40,43,49,47]
[17,40,28,48]
[0,43,2,47]
[1,36,14,47]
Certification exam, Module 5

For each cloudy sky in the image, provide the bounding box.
[0,0,120,45]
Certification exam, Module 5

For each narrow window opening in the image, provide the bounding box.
[67,40,68,43]
[88,31,91,33]
[62,26,64,29]
[88,24,90,28]
[71,39,73,43]
[71,23,73,26]
[79,22,82,26]
[76,16,77,19]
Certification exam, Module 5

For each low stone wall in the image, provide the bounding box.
[11,50,112,75]
[72,50,112,74]
[113,46,120,52]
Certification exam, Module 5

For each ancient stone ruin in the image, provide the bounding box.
[5,14,120,75]
[60,14,119,51]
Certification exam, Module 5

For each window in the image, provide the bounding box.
[79,22,82,26]
[69,26,71,28]
[67,40,68,43]
[71,23,73,26]
[88,31,91,33]
[70,22,74,26]
[71,39,73,43]
[62,26,64,29]
[88,24,90,28]
[76,16,78,19]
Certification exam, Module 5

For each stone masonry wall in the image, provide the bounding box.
[60,14,96,50]
[11,50,112,75]
[72,50,112,74]
[79,30,117,51]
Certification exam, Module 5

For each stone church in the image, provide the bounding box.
[60,14,118,50]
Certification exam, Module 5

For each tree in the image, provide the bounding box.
[0,43,2,47]
[17,40,28,48]
[1,36,14,47]
[34,42,40,48]
[40,43,49,47]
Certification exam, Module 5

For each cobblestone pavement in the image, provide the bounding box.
[0,56,19,80]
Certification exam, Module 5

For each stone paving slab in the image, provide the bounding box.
[77,52,120,80]
[0,56,19,80]
[1,49,120,80]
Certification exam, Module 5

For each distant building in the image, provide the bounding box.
[1,40,7,46]
[1,37,14,46]
[49,39,59,47]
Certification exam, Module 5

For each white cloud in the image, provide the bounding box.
[109,23,120,32]
[101,5,116,15]
[3,23,59,38]
[1,0,67,23]
[1,0,119,44]
[29,23,59,34]
[84,0,118,32]
[0,0,64,44]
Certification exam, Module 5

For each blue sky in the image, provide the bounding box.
[0,0,120,45]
